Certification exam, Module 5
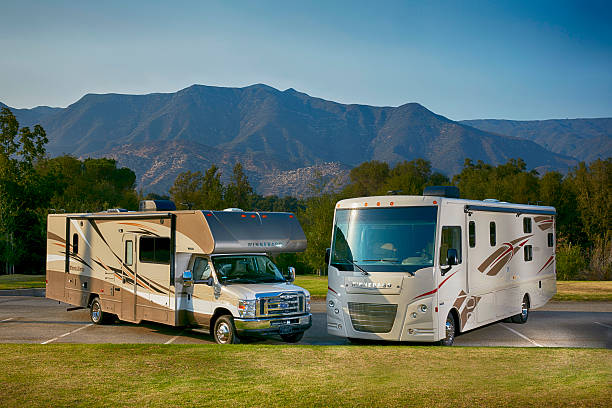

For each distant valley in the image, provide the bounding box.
[2,84,608,196]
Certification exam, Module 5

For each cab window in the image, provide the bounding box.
[192,258,211,281]
[440,226,462,265]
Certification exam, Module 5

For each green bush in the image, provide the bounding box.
[556,242,588,280]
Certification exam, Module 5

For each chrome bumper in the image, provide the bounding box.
[234,314,312,336]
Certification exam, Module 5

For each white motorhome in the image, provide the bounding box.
[46,200,312,344]
[326,187,556,345]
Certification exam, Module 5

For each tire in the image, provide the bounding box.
[511,295,529,324]
[213,315,240,344]
[439,313,456,346]
[280,332,304,343]
[90,297,114,325]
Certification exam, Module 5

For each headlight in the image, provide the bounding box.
[306,295,311,313]
[238,299,256,318]
[419,304,428,313]
[328,300,335,308]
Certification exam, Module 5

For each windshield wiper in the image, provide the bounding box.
[335,257,369,276]
[361,259,401,263]
[222,278,258,284]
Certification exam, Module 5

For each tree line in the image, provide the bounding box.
[1,107,609,279]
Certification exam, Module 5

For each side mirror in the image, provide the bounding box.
[446,248,458,266]
[325,248,331,264]
[182,270,193,287]
[287,266,296,283]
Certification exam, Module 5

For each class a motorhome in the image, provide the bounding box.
[46,200,312,344]
[326,187,556,345]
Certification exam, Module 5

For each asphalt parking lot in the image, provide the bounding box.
[0,296,610,348]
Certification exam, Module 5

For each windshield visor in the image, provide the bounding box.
[212,255,286,284]
[331,206,438,272]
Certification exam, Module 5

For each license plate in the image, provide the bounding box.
[279,325,292,334]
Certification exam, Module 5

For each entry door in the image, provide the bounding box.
[121,234,137,321]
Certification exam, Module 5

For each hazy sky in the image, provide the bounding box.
[1,0,610,120]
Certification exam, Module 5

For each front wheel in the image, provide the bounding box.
[280,332,304,343]
[439,313,456,346]
[511,295,529,324]
[90,297,114,325]
[213,315,240,344]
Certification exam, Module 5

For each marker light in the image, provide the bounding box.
[251,214,256,218]
[241,214,246,218]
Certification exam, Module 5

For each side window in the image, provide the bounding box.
[192,258,211,281]
[523,217,532,233]
[440,226,462,265]
[524,245,533,261]
[125,240,133,266]
[489,222,496,246]
[139,237,171,264]
[547,233,554,248]
[468,221,476,248]
[72,233,79,254]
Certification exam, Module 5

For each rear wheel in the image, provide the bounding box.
[280,332,304,343]
[90,297,114,325]
[213,315,240,344]
[439,313,456,346]
[511,295,529,324]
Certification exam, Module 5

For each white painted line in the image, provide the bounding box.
[0,317,14,322]
[164,330,184,345]
[594,322,612,330]
[41,323,93,344]
[499,324,543,347]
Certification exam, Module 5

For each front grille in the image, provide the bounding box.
[348,302,398,333]
[258,293,304,317]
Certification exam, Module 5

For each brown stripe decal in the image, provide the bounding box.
[477,235,532,276]
[537,255,555,274]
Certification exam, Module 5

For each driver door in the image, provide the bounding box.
[191,257,216,329]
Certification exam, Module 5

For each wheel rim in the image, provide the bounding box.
[91,301,101,322]
[445,317,454,343]
[216,322,231,343]
[521,299,529,320]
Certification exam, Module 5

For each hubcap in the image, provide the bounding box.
[445,318,454,342]
[216,322,231,343]
[92,302,100,322]
[521,300,528,319]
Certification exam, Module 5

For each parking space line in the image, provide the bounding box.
[0,318,14,323]
[164,330,184,345]
[499,324,543,347]
[594,322,612,329]
[41,323,93,344]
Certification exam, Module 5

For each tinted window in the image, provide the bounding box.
[524,245,533,262]
[440,226,462,265]
[489,222,496,246]
[547,233,554,248]
[139,237,171,264]
[72,233,79,254]
[193,258,211,281]
[468,221,476,248]
[125,240,133,266]
[523,218,532,233]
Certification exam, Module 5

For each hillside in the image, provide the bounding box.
[3,84,577,195]
[461,118,612,163]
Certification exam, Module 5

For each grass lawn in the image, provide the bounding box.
[553,281,612,301]
[0,274,45,290]
[296,275,612,302]
[0,345,609,408]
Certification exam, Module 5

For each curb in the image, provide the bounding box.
[0,288,46,297]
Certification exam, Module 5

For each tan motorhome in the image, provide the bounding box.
[326,187,556,345]
[46,200,311,344]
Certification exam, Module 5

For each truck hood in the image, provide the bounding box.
[220,282,310,300]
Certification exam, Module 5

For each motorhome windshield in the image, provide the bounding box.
[331,206,438,273]
[212,255,287,284]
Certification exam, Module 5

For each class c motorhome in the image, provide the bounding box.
[326,187,556,345]
[46,200,312,344]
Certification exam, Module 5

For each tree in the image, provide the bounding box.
[342,160,389,197]
[200,165,225,210]
[225,163,254,209]
[169,171,204,210]
[0,107,49,274]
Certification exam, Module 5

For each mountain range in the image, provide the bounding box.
[2,84,608,196]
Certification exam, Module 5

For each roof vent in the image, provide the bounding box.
[106,208,128,213]
[423,186,460,199]
[483,199,500,203]
[223,208,244,212]
[139,200,177,212]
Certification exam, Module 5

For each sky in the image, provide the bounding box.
[0,0,610,120]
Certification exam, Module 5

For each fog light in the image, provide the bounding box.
[408,328,414,334]
[338,324,342,329]
[334,308,340,314]
[328,300,335,308]
[411,312,418,318]
[419,304,427,313]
